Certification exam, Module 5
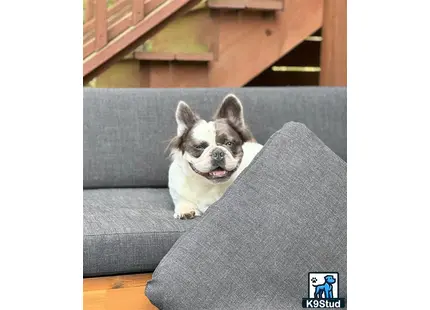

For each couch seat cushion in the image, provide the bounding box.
[83,188,200,277]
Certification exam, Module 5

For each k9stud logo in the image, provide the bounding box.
[302,272,346,308]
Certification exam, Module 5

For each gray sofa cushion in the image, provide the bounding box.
[84,87,346,188]
[83,188,200,277]
[145,122,347,310]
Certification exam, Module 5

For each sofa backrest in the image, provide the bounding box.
[84,87,346,189]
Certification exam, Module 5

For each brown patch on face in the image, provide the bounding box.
[215,119,245,158]
[184,138,208,158]
[167,125,210,157]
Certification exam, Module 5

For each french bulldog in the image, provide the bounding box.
[167,94,263,219]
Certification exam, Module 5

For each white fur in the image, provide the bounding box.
[169,139,263,218]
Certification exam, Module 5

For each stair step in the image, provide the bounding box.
[133,51,213,61]
[208,0,283,11]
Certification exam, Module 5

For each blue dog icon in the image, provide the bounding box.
[313,275,336,299]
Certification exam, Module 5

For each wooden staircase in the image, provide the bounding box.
[84,0,329,87]
[83,0,201,84]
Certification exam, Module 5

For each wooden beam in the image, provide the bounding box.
[246,0,283,10]
[95,0,108,50]
[134,51,176,60]
[175,52,214,61]
[133,51,214,61]
[133,0,145,24]
[319,0,346,86]
[208,0,246,9]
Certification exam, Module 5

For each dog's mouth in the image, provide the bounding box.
[189,163,237,181]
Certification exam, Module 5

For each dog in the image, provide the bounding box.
[313,275,336,299]
[167,94,263,219]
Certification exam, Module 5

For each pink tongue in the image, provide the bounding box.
[210,170,227,177]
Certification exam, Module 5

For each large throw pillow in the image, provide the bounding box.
[146,122,347,310]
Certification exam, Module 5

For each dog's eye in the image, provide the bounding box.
[195,144,207,150]
[225,141,233,146]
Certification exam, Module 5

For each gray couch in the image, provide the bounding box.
[83,87,347,278]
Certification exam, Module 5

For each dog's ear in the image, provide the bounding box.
[175,101,199,136]
[214,94,254,143]
[214,94,245,127]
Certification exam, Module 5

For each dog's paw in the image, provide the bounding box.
[174,210,196,220]
[174,203,199,220]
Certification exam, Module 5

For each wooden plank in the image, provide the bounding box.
[84,39,96,58]
[105,286,157,309]
[133,52,213,61]
[84,0,130,35]
[175,52,214,61]
[208,0,324,87]
[107,3,132,26]
[144,0,167,15]
[108,14,133,40]
[246,0,283,10]
[95,0,108,50]
[84,273,153,291]
[133,0,145,24]
[83,273,157,310]
[84,28,95,44]
[208,0,246,9]
[84,8,132,45]
[85,0,95,22]
[83,0,202,81]
[134,51,175,60]
[319,0,346,86]
[107,0,130,16]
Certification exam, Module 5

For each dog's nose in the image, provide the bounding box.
[211,148,225,161]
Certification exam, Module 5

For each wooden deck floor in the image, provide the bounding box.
[83,273,158,310]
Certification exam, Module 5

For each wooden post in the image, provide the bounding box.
[133,0,145,25]
[95,0,108,50]
[85,0,94,22]
[319,0,347,86]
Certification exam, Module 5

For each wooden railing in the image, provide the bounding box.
[83,0,201,82]
[83,0,170,59]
